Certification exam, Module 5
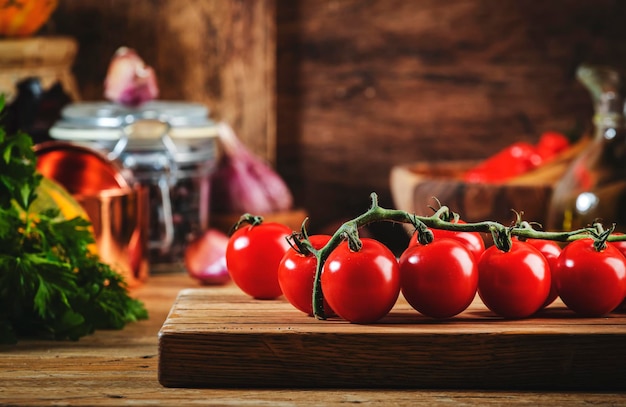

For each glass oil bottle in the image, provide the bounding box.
[546,65,626,233]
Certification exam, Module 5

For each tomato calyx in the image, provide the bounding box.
[429,198,460,224]
[414,223,434,245]
[489,210,535,253]
[587,222,616,252]
[343,223,364,252]
[490,226,513,252]
[286,232,313,256]
[229,213,264,236]
[286,219,318,256]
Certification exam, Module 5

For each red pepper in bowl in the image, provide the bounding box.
[463,132,569,184]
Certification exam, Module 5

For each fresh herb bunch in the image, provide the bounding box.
[0,100,148,344]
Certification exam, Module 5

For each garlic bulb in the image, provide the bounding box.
[211,123,293,214]
[104,47,159,107]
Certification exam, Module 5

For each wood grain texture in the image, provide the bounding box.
[48,0,276,163]
[159,286,626,391]
[2,273,626,405]
[43,0,626,248]
[275,0,626,234]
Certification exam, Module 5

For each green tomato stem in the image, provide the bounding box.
[308,192,626,320]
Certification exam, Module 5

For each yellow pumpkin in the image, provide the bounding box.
[0,0,58,37]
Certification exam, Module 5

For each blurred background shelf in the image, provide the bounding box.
[23,0,626,250]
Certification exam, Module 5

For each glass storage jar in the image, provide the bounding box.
[49,101,219,272]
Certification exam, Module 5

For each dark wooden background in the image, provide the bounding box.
[45,0,626,250]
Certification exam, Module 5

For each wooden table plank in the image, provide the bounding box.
[159,287,626,390]
[2,273,626,405]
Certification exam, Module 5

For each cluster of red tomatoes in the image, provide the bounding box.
[225,219,626,324]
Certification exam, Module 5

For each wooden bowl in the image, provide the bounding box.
[390,140,589,230]
[390,161,554,228]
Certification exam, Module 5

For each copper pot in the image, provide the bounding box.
[34,141,149,288]
[47,102,220,272]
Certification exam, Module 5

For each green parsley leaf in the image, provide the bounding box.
[0,106,148,344]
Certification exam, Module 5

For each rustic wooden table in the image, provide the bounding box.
[1,272,625,406]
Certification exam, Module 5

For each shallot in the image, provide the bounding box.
[104,47,159,107]
[184,229,231,285]
[211,123,293,214]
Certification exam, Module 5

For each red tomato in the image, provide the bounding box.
[607,233,626,260]
[321,238,400,324]
[277,234,334,316]
[610,235,626,255]
[409,220,485,260]
[554,239,626,316]
[608,234,626,312]
[477,240,551,318]
[523,238,562,308]
[226,222,292,299]
[399,238,478,318]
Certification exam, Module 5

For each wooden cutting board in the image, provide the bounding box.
[158,285,626,390]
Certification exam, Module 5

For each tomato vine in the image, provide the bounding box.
[288,192,626,320]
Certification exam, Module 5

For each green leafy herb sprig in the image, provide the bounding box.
[0,98,148,344]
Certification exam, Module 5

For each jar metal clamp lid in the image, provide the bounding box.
[49,101,219,159]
